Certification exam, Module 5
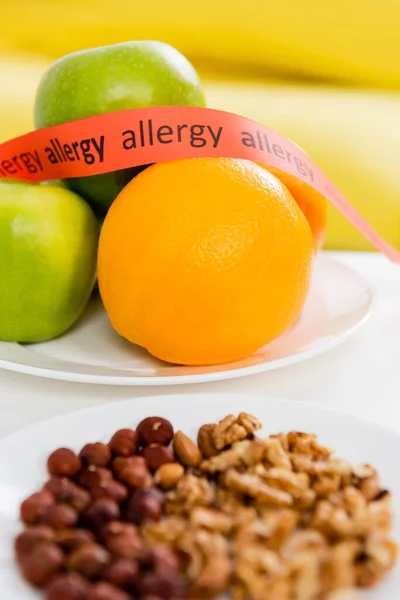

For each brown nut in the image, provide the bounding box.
[20,491,55,525]
[173,431,202,467]
[119,463,153,489]
[43,478,91,512]
[102,521,142,558]
[67,543,111,579]
[139,571,185,599]
[87,582,131,600]
[126,488,164,525]
[105,558,140,589]
[142,445,175,472]
[112,456,144,477]
[79,467,113,489]
[46,573,91,600]
[40,503,79,530]
[80,443,111,467]
[90,479,128,504]
[14,526,55,561]
[47,448,82,478]
[137,417,174,446]
[20,542,64,586]
[85,498,121,530]
[197,424,218,458]
[55,528,96,551]
[109,429,138,457]
[151,546,180,573]
[154,463,184,490]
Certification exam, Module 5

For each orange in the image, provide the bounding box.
[98,158,314,366]
[261,166,328,251]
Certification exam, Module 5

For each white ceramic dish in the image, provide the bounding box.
[0,393,398,598]
[0,255,373,385]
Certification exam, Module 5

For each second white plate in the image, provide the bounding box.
[0,255,373,385]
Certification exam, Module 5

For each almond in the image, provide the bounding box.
[173,431,202,467]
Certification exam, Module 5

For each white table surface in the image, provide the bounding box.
[0,251,399,440]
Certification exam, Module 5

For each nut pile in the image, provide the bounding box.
[15,413,398,600]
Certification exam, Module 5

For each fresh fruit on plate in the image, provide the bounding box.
[98,158,314,366]
[34,40,206,213]
[0,180,98,342]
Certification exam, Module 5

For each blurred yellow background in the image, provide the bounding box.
[2,0,400,251]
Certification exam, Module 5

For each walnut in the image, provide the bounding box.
[265,438,292,470]
[190,507,233,534]
[197,424,218,458]
[222,469,293,507]
[254,465,309,495]
[201,439,266,473]
[166,474,214,514]
[321,540,361,591]
[212,413,261,450]
[287,431,332,459]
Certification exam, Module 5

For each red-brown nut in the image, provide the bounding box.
[87,582,131,600]
[111,456,138,477]
[47,448,82,478]
[79,467,113,489]
[126,488,164,525]
[151,546,180,573]
[139,571,185,599]
[141,597,165,600]
[142,445,175,472]
[20,542,64,586]
[137,417,174,446]
[40,503,79,530]
[90,479,128,504]
[102,521,142,558]
[46,573,91,600]
[80,443,111,467]
[109,429,138,457]
[14,526,55,561]
[20,491,55,525]
[119,463,153,489]
[55,528,96,551]
[67,543,111,579]
[85,498,120,530]
[43,478,91,512]
[105,558,140,589]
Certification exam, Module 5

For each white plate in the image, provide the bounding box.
[0,393,398,599]
[0,255,373,385]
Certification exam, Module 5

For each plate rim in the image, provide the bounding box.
[0,255,375,386]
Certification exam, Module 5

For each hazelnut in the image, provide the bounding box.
[20,542,64,586]
[112,455,145,476]
[14,526,54,561]
[109,429,138,456]
[80,443,111,467]
[20,491,55,525]
[55,528,95,551]
[67,543,111,579]
[46,573,91,600]
[105,558,139,589]
[79,467,113,489]
[119,463,153,489]
[137,417,174,446]
[41,503,79,530]
[43,478,91,512]
[139,571,185,599]
[90,479,128,504]
[87,582,131,600]
[151,546,180,573]
[142,445,175,472]
[154,463,184,490]
[126,489,164,525]
[102,521,142,558]
[85,498,121,530]
[47,448,82,478]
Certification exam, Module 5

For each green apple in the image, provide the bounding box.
[34,40,206,213]
[0,180,98,342]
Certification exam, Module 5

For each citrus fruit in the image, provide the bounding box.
[34,41,206,213]
[98,158,315,366]
[259,166,327,251]
[0,180,98,342]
